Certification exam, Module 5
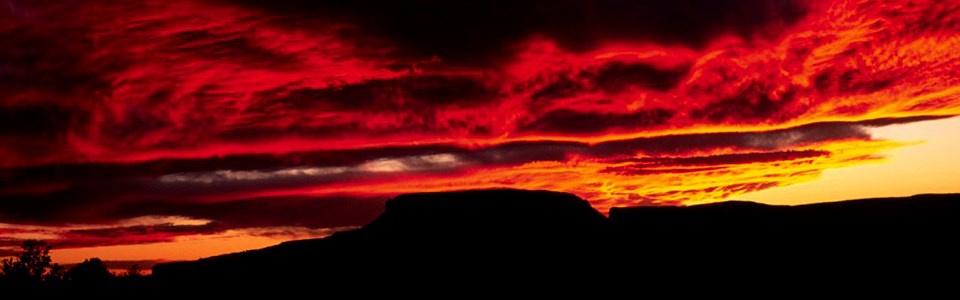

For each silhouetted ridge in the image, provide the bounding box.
[153,189,610,289]
[362,189,606,235]
[152,190,960,291]
[610,194,960,229]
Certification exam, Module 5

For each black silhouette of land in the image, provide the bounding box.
[149,189,959,290]
[3,189,956,290]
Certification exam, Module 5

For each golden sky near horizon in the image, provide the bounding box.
[745,116,960,204]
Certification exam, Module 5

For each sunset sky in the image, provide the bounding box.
[2,0,959,264]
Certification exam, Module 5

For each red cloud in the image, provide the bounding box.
[0,0,958,251]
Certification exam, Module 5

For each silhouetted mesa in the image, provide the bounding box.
[153,189,609,288]
[362,189,607,238]
[153,190,960,290]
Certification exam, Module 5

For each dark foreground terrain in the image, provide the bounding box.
[152,189,959,290]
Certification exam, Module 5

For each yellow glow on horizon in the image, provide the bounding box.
[743,116,960,205]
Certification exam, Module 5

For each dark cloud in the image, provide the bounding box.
[591,62,690,93]
[0,104,78,136]
[0,188,386,229]
[263,74,497,111]
[600,166,727,176]
[589,119,875,156]
[230,0,809,65]
[603,150,829,175]
[518,109,675,134]
[0,117,886,197]
[128,195,386,229]
[0,184,141,225]
[693,83,798,124]
[519,61,691,102]
[55,223,227,248]
[0,194,379,250]
[0,193,383,251]
[636,181,783,200]
[0,118,905,229]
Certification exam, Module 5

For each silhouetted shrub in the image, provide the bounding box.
[65,258,114,287]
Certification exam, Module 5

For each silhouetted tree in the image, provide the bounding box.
[123,264,143,278]
[43,263,67,285]
[65,258,114,287]
[116,263,150,288]
[0,240,53,287]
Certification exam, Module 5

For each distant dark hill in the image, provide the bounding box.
[611,194,959,240]
[611,194,960,263]
[153,190,960,290]
[153,189,609,289]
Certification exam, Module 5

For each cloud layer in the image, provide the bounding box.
[1,0,960,253]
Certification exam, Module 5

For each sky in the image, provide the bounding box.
[1,0,959,263]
